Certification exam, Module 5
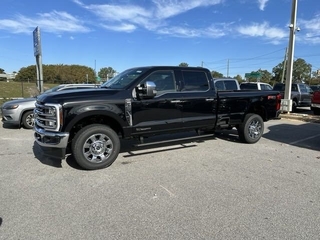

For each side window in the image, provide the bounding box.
[299,84,307,93]
[140,70,176,94]
[291,84,298,91]
[261,84,272,90]
[214,81,225,91]
[265,85,273,90]
[182,71,209,91]
[224,81,238,90]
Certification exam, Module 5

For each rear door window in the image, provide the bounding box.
[240,84,258,90]
[224,81,239,90]
[181,71,209,91]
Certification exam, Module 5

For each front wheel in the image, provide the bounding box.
[238,114,264,144]
[72,124,120,170]
[22,110,34,129]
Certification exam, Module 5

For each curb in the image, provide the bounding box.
[279,113,320,123]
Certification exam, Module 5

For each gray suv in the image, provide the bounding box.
[1,84,100,129]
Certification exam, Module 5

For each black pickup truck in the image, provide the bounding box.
[34,66,281,170]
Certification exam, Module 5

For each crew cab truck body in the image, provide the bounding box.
[34,66,281,170]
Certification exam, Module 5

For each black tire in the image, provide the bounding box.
[22,110,34,129]
[238,113,264,144]
[71,124,120,170]
[313,108,320,115]
[292,100,297,112]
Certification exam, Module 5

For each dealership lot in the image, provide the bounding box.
[1,118,320,239]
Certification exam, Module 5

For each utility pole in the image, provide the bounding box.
[282,0,298,113]
[281,48,288,83]
[227,59,229,77]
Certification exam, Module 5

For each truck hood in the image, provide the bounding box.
[36,88,123,104]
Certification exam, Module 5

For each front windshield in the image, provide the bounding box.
[101,67,149,89]
[43,85,63,93]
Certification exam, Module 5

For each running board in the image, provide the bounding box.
[133,134,214,147]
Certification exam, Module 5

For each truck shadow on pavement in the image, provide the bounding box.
[32,131,221,170]
[263,123,320,152]
[33,142,63,168]
[2,123,20,129]
[33,130,250,170]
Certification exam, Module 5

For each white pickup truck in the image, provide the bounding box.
[240,82,273,91]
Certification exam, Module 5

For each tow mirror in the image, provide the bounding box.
[137,81,157,99]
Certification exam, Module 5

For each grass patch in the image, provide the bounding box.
[0,81,57,106]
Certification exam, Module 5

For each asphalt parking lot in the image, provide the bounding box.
[1,115,320,239]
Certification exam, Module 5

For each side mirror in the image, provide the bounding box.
[137,81,157,99]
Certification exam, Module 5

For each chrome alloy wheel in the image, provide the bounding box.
[26,113,35,128]
[247,119,262,139]
[82,134,114,163]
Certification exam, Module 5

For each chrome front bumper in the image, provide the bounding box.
[34,125,69,148]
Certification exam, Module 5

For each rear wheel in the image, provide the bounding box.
[238,113,264,144]
[312,108,320,115]
[22,110,34,129]
[72,124,120,170]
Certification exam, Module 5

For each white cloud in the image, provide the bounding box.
[157,23,228,38]
[298,14,320,44]
[101,23,137,33]
[258,0,269,11]
[152,0,223,19]
[73,0,223,31]
[237,22,287,41]
[0,11,90,34]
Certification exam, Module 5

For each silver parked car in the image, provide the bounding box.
[1,84,100,129]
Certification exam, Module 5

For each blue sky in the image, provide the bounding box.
[1,0,320,78]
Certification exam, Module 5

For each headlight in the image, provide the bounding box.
[47,107,56,115]
[4,104,19,110]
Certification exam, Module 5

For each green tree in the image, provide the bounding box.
[15,66,37,82]
[0,68,6,81]
[98,67,116,80]
[272,58,312,84]
[292,58,312,83]
[259,69,272,84]
[179,62,189,67]
[233,74,243,83]
[211,70,223,78]
[15,64,96,84]
[272,61,285,84]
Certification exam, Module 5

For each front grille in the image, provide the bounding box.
[34,102,61,131]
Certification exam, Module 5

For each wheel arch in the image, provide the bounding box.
[246,102,267,121]
[19,108,35,125]
[64,110,126,144]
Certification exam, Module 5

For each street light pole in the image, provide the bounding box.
[283,0,298,112]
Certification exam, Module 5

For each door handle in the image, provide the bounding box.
[205,98,215,102]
